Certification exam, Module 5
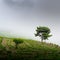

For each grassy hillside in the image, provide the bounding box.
[0,37,60,60]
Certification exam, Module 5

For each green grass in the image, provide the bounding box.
[0,37,60,60]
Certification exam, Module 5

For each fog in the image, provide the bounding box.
[0,0,60,45]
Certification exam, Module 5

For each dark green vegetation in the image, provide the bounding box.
[35,26,52,42]
[13,38,23,49]
[0,37,60,60]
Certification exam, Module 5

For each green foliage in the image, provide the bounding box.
[35,26,52,42]
[0,36,3,44]
[42,33,52,40]
[13,38,23,48]
[36,26,50,34]
[13,38,23,44]
[0,38,2,44]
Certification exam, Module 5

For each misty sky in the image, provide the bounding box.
[0,0,60,45]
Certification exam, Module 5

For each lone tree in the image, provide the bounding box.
[35,26,52,42]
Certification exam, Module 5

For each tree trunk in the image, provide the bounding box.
[16,44,18,49]
[41,36,43,42]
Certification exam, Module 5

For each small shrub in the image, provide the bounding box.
[13,39,23,49]
[0,37,3,44]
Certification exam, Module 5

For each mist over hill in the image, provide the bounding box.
[0,0,59,45]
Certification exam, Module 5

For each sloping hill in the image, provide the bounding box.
[0,37,60,60]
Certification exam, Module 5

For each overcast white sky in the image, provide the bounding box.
[0,0,60,45]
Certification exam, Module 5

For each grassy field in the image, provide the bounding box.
[0,37,60,60]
